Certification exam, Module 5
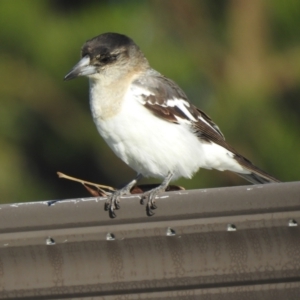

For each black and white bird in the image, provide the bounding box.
[64,32,280,218]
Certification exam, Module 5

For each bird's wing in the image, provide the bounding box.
[132,71,280,183]
[132,72,229,147]
[133,72,224,135]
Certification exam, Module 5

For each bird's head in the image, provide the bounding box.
[64,32,148,82]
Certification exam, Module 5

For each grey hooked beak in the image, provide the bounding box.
[64,55,97,81]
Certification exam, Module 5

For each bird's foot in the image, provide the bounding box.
[140,172,173,216]
[104,174,143,218]
[140,185,164,217]
[104,187,131,218]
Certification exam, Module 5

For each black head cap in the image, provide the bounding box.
[81,33,136,59]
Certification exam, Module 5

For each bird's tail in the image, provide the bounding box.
[237,171,279,184]
[236,159,280,184]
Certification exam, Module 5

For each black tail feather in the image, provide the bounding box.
[237,168,280,184]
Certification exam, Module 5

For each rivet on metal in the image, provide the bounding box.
[166,227,176,236]
[46,237,56,245]
[227,224,237,232]
[288,219,298,227]
[106,233,115,241]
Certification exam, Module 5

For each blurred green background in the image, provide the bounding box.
[0,0,299,203]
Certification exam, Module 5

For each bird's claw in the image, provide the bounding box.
[146,205,155,216]
[109,208,117,219]
[104,193,121,218]
[104,184,134,218]
[141,189,159,216]
[104,202,110,211]
[150,202,157,209]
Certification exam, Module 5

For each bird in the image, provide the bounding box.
[64,32,280,218]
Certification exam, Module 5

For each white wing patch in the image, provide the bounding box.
[197,115,222,136]
[131,86,154,104]
[166,98,197,122]
[198,116,212,128]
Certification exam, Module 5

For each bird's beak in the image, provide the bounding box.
[64,55,97,81]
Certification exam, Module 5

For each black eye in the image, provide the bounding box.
[100,56,110,63]
[97,54,118,64]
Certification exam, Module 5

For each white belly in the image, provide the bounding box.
[93,106,201,179]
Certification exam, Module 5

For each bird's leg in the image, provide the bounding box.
[141,172,173,216]
[104,173,143,218]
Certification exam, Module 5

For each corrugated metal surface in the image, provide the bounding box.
[0,182,299,299]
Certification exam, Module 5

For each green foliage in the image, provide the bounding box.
[0,0,299,203]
